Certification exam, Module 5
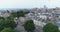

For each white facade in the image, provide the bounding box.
[33,19,46,27]
[26,13,47,20]
[39,15,47,19]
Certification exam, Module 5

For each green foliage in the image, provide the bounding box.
[13,30,19,32]
[4,20,17,28]
[11,12,17,17]
[11,11,29,17]
[0,15,17,32]
[23,20,35,32]
[0,19,16,31]
[1,27,19,32]
[43,23,59,32]
[0,17,5,20]
[7,16,15,20]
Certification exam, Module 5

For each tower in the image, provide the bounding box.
[44,5,48,13]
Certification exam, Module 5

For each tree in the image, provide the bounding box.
[4,20,17,28]
[0,19,17,31]
[11,11,29,18]
[0,17,5,20]
[11,12,17,17]
[43,23,59,32]
[7,16,15,20]
[23,20,35,32]
[1,27,19,32]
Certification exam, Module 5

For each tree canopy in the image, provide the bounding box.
[43,23,59,32]
[1,27,19,32]
[11,11,29,18]
[7,15,15,20]
[0,17,5,20]
[0,17,16,31]
[23,20,35,32]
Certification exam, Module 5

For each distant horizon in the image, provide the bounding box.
[0,7,60,10]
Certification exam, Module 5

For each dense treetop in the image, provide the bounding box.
[23,20,35,32]
[11,11,29,18]
[1,27,19,32]
[43,23,59,32]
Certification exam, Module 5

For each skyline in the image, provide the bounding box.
[0,0,60,9]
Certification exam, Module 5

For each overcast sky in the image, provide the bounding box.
[0,0,60,8]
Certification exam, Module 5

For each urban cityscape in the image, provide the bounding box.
[0,0,60,32]
[0,5,60,32]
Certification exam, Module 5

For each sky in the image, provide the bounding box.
[0,0,60,9]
